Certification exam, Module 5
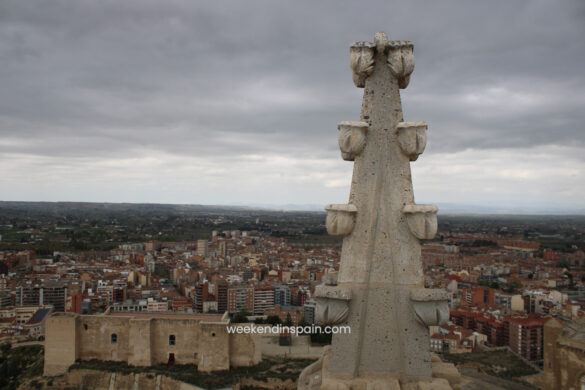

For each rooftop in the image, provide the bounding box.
[107,312,225,322]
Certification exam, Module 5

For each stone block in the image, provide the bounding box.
[321,378,350,390]
[431,362,461,387]
[419,378,452,390]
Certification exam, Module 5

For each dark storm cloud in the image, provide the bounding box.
[1,0,584,205]
[2,0,584,155]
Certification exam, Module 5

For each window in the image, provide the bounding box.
[169,335,176,346]
[111,334,117,344]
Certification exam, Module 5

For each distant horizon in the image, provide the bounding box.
[1,1,585,213]
[1,199,585,216]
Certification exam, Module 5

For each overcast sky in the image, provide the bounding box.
[1,0,584,213]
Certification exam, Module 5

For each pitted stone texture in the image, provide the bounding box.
[412,300,450,327]
[350,43,375,88]
[386,42,415,89]
[315,284,351,325]
[338,121,369,161]
[315,294,351,325]
[298,345,461,390]
[300,31,442,389]
[325,204,357,236]
[410,289,450,302]
[315,285,352,301]
[297,347,330,390]
[410,289,450,326]
[431,362,461,388]
[403,205,439,240]
[402,378,452,390]
[297,348,460,390]
[397,122,427,161]
[330,31,432,379]
[325,378,402,390]
[322,272,339,286]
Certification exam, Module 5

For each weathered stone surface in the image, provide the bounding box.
[543,317,585,390]
[298,346,330,390]
[322,272,338,286]
[338,121,369,161]
[298,31,459,389]
[315,285,352,301]
[386,40,415,89]
[403,378,452,390]
[410,289,450,327]
[314,286,351,325]
[325,204,357,236]
[314,299,350,325]
[350,43,375,88]
[403,204,439,240]
[397,122,427,161]
[431,362,462,387]
[44,312,261,376]
[63,369,205,390]
[412,301,449,327]
[410,289,450,302]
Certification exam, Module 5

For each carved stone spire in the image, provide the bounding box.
[299,33,454,390]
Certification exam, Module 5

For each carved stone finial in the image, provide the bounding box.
[322,272,338,286]
[397,121,427,161]
[410,289,450,327]
[338,121,369,161]
[349,43,375,88]
[314,285,352,325]
[403,204,439,240]
[387,42,415,89]
[350,32,414,89]
[298,33,457,389]
[324,204,357,236]
[374,31,389,52]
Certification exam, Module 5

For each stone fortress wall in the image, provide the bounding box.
[542,318,585,390]
[44,312,261,376]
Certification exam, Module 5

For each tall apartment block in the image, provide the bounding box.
[274,284,291,306]
[16,283,67,312]
[216,279,228,313]
[197,239,208,257]
[253,285,274,315]
[227,285,254,314]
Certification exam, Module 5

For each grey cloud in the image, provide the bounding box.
[1,0,584,205]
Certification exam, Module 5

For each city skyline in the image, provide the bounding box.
[1,0,585,213]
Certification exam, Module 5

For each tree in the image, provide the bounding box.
[297,318,311,328]
[310,332,332,345]
[232,309,251,323]
[0,361,8,388]
[285,313,293,327]
[265,315,282,325]
[0,343,10,356]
